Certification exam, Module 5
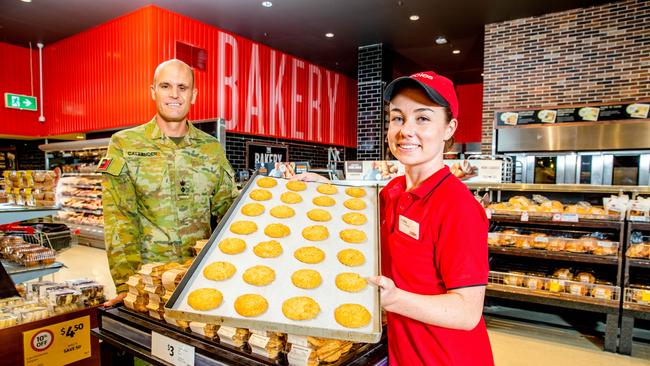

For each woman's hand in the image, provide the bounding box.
[290,172,330,183]
[367,275,401,310]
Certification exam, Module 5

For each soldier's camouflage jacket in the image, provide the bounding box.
[98,118,238,293]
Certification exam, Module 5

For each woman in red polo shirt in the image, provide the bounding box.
[294,71,493,365]
[370,71,493,365]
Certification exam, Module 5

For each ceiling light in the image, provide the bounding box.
[261,1,272,7]
[21,0,32,2]
[409,15,419,21]
[325,33,334,38]
[452,49,461,54]
[435,36,447,45]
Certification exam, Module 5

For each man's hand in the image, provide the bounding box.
[367,275,401,310]
[103,292,128,307]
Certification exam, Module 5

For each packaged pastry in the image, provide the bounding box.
[531,233,549,249]
[509,196,532,207]
[592,243,618,256]
[576,272,596,284]
[546,279,566,293]
[540,200,564,213]
[630,285,650,305]
[591,283,614,300]
[626,243,650,258]
[564,240,587,253]
[217,326,250,348]
[547,238,567,252]
[577,236,598,253]
[514,235,533,249]
[568,283,589,296]
[0,313,18,329]
[552,268,573,280]
[498,229,518,247]
[504,272,525,287]
[487,233,500,247]
[524,275,546,290]
[189,322,220,339]
[249,329,286,359]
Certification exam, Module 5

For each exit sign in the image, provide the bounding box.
[4,93,37,111]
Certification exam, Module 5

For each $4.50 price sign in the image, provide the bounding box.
[23,316,91,366]
[151,331,195,366]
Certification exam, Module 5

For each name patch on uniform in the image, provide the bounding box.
[126,151,161,157]
[398,215,420,240]
[96,158,112,172]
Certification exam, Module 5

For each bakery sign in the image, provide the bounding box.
[246,142,289,170]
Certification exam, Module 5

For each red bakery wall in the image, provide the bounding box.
[41,5,357,147]
[456,83,483,143]
[0,43,46,136]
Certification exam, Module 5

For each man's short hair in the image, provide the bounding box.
[152,59,194,87]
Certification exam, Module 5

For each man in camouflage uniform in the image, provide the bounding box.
[98,59,238,305]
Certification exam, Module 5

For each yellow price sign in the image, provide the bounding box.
[23,315,91,366]
[642,291,650,303]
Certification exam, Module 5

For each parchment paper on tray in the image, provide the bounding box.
[165,174,382,343]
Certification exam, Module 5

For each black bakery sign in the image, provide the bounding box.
[246,142,289,170]
[495,102,649,127]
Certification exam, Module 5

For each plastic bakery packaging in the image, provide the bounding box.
[166,174,381,343]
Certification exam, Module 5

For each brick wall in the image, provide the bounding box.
[482,0,650,153]
[357,44,387,160]
[224,132,350,172]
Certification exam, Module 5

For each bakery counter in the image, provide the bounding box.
[93,306,388,366]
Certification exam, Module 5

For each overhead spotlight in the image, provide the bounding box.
[325,33,334,38]
[261,1,272,7]
[452,49,461,54]
[409,15,419,21]
[21,0,32,2]
[435,36,447,45]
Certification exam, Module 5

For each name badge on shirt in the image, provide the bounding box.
[398,215,420,240]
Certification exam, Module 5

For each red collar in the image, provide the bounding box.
[386,165,451,199]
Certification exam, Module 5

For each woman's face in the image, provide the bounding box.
[387,87,457,172]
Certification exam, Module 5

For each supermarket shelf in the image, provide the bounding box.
[628,221,650,231]
[627,257,650,268]
[622,302,650,320]
[466,182,650,195]
[487,284,619,313]
[489,214,623,229]
[62,172,101,177]
[61,207,102,215]
[0,204,59,225]
[488,246,618,265]
[1,259,63,283]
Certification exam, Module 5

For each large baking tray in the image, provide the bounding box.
[166,173,382,343]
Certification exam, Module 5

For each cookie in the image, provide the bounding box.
[253,240,283,258]
[230,220,258,235]
[302,225,329,241]
[249,189,273,201]
[343,198,366,211]
[270,205,295,219]
[313,196,336,207]
[342,212,367,226]
[345,187,367,198]
[334,304,371,328]
[257,177,277,188]
[282,296,320,321]
[294,246,325,264]
[264,223,291,238]
[291,269,322,289]
[242,265,276,286]
[335,272,368,292]
[286,181,307,191]
[280,191,303,204]
[241,203,265,217]
[234,294,268,317]
[307,209,332,222]
[187,288,223,311]
[317,184,338,195]
[219,238,247,254]
[340,229,367,243]
[337,248,365,266]
[203,261,237,281]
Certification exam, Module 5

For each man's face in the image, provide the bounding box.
[151,62,197,123]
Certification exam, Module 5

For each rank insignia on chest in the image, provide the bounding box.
[96,158,112,171]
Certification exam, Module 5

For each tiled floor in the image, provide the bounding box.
[48,245,650,365]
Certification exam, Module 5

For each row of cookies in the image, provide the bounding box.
[187,288,371,329]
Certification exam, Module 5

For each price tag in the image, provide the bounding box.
[629,215,647,222]
[485,208,492,219]
[217,325,237,339]
[288,345,312,365]
[534,236,549,243]
[287,334,309,347]
[520,212,529,222]
[552,213,562,221]
[487,232,498,239]
[561,213,579,222]
[151,331,195,366]
[597,240,614,248]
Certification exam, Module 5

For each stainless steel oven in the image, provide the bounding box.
[509,153,577,184]
[577,151,650,185]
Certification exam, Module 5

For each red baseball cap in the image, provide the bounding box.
[383,71,459,118]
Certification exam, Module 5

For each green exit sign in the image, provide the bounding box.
[4,93,37,111]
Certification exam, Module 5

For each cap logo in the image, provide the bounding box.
[412,72,433,80]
